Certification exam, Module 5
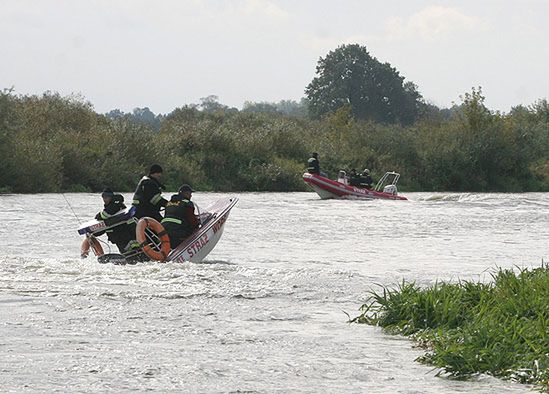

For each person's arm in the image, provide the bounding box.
[144,182,167,208]
[186,204,200,229]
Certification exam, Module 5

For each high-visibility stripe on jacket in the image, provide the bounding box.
[132,175,167,220]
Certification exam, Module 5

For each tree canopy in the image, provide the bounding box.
[305,44,423,125]
[1,87,548,194]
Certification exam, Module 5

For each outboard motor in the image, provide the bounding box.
[383,185,398,195]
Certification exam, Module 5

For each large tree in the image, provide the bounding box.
[305,44,423,124]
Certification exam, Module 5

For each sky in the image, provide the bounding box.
[1,0,548,114]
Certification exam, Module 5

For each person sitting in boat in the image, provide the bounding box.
[161,184,200,249]
[94,188,136,254]
[307,152,320,174]
[360,169,374,188]
[349,169,361,186]
[132,164,168,222]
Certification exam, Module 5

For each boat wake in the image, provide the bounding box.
[417,193,509,204]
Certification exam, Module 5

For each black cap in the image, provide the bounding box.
[101,188,114,198]
[149,164,163,174]
[178,184,195,194]
[312,152,318,158]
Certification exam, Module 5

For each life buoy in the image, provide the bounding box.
[136,217,171,262]
[81,236,104,257]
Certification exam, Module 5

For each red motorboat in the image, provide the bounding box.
[303,171,407,200]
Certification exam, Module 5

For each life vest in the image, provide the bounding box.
[132,176,165,219]
[162,198,194,231]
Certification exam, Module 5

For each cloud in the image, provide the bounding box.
[93,0,290,35]
[237,0,290,20]
[386,6,488,41]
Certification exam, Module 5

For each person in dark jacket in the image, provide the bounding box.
[307,152,320,174]
[349,169,361,186]
[161,184,200,249]
[132,164,168,222]
[360,169,374,188]
[95,188,136,253]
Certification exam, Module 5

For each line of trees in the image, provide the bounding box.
[1,87,548,194]
[1,44,548,193]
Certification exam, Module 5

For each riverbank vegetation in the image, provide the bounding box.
[1,44,548,193]
[1,87,548,194]
[351,265,549,390]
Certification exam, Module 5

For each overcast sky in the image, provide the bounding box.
[1,0,548,114]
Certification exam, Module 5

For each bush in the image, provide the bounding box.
[1,88,548,193]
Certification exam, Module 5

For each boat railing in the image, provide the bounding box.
[374,172,400,192]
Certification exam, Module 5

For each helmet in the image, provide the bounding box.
[363,169,370,175]
[101,188,114,198]
[178,184,195,194]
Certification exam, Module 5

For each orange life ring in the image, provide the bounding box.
[81,236,104,257]
[136,217,171,262]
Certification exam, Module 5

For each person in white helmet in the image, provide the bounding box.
[360,169,373,188]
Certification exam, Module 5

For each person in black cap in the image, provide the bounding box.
[132,164,168,222]
[161,184,200,249]
[95,188,123,220]
[94,188,136,253]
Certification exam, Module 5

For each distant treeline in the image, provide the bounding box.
[0,88,548,193]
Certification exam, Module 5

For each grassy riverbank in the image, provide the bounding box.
[352,265,549,390]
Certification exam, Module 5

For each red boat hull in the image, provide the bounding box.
[303,173,407,200]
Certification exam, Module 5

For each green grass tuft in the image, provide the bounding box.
[352,265,549,390]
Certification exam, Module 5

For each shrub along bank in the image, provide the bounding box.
[352,265,549,390]
[1,89,548,193]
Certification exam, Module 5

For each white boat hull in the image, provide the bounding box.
[167,197,238,263]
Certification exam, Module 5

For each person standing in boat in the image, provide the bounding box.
[94,188,136,254]
[360,169,374,188]
[161,184,200,249]
[132,164,168,222]
[349,169,361,186]
[307,152,320,174]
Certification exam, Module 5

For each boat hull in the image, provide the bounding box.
[167,197,238,263]
[303,173,407,200]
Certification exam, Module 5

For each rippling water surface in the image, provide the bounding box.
[1,192,547,393]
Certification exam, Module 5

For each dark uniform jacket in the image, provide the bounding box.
[161,194,200,249]
[307,157,320,174]
[95,194,126,221]
[360,174,373,188]
[132,176,168,221]
[95,194,135,253]
[349,174,361,186]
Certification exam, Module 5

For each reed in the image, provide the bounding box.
[353,265,549,390]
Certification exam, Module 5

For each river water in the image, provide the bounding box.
[0,192,547,393]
